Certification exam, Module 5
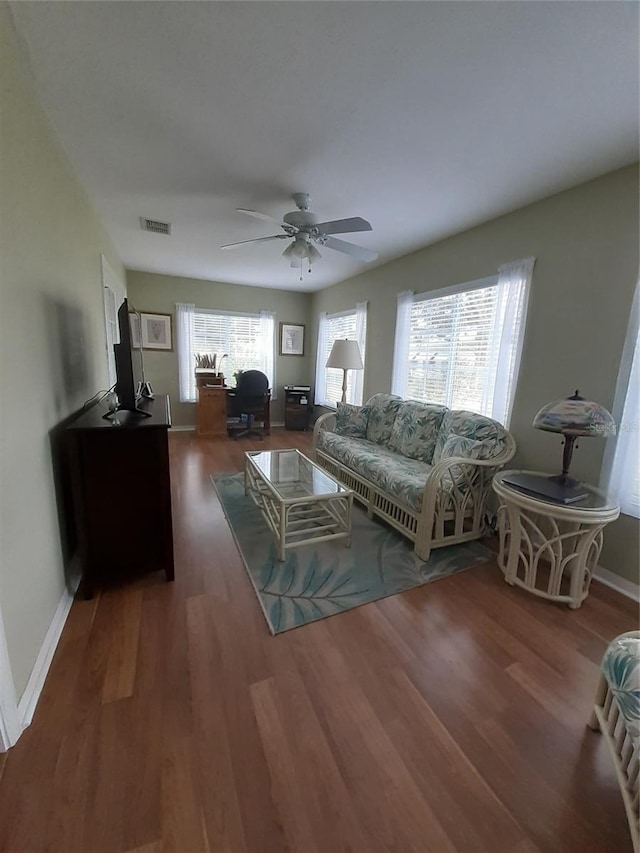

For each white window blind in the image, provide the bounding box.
[191,309,275,394]
[391,259,533,425]
[315,304,367,408]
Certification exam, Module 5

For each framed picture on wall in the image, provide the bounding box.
[140,312,173,351]
[279,322,305,356]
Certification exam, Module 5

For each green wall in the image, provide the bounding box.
[311,165,639,585]
[126,271,313,426]
[0,4,125,698]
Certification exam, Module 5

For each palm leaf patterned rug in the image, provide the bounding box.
[212,472,493,634]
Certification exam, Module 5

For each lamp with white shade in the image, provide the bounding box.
[326,339,364,404]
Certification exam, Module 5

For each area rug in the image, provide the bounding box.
[211,472,493,634]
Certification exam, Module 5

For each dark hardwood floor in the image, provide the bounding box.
[0,428,636,852]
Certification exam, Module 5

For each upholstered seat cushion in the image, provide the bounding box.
[317,431,431,512]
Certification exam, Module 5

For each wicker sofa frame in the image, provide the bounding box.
[588,631,639,853]
[312,409,516,561]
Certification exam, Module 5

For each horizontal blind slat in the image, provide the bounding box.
[406,284,499,414]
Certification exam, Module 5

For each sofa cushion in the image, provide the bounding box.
[441,433,493,462]
[433,410,508,464]
[335,402,369,438]
[390,400,447,464]
[601,631,640,742]
[317,431,430,512]
[365,393,402,445]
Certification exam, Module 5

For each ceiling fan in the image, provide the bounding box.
[220,193,378,271]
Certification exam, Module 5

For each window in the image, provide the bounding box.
[391,259,534,426]
[315,303,367,408]
[176,303,275,403]
[604,283,639,518]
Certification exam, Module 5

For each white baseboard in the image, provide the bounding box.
[593,565,640,602]
[0,609,20,751]
[17,577,80,730]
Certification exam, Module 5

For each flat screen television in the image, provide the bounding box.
[112,298,151,417]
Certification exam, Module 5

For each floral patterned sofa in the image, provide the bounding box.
[312,393,516,560]
[589,631,639,852]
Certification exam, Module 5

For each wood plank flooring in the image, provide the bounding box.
[0,429,637,852]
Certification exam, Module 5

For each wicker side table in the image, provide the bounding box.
[492,470,620,609]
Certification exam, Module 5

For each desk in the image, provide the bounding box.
[196,385,271,437]
[493,470,619,609]
[196,386,228,437]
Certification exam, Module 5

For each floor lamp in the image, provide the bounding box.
[326,339,364,404]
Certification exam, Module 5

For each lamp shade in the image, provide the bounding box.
[326,339,364,370]
[533,390,615,437]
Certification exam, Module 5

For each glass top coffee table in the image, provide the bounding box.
[244,449,354,561]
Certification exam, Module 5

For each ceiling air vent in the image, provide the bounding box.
[140,217,172,236]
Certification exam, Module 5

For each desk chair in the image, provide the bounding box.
[230,370,269,439]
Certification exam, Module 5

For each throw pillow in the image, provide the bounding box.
[389,401,447,463]
[364,394,403,445]
[335,402,369,438]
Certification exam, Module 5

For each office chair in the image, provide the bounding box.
[230,370,269,439]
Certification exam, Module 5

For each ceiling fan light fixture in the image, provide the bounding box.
[290,236,310,259]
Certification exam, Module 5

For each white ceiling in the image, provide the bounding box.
[10,1,639,292]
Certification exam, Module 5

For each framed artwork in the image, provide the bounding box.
[279,322,305,356]
[140,312,173,351]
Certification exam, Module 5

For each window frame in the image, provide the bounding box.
[189,307,276,400]
[391,270,528,425]
[315,305,367,409]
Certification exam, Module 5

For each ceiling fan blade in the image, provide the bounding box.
[314,216,372,235]
[322,236,378,262]
[236,208,297,233]
[220,234,288,249]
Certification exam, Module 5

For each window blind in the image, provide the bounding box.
[193,310,274,387]
[325,314,357,406]
[315,307,367,407]
[406,284,500,414]
[392,259,534,425]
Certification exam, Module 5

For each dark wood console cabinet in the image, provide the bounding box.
[67,395,174,599]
